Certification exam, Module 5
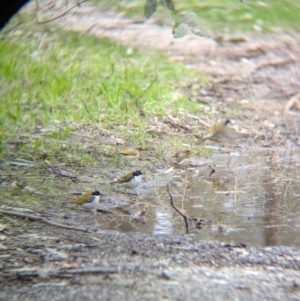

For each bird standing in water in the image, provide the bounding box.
[69,190,102,213]
[111,170,143,194]
[202,119,231,141]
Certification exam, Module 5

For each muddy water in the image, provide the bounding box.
[104,149,300,247]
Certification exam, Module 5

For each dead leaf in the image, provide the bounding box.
[24,186,37,193]
[0,224,7,232]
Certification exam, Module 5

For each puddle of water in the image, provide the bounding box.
[100,149,300,247]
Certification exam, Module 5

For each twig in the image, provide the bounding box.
[58,267,117,275]
[227,157,233,168]
[137,76,158,100]
[164,118,192,132]
[166,184,189,234]
[208,165,215,177]
[82,99,96,120]
[35,0,87,24]
[256,58,298,70]
[56,170,77,179]
[13,267,118,279]
[1,21,24,34]
[9,161,37,167]
[284,92,300,116]
[0,209,93,233]
[125,76,158,111]
[165,156,207,170]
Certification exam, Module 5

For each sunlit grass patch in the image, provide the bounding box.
[0,17,202,161]
[92,0,300,33]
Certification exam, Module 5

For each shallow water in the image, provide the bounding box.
[105,149,300,247]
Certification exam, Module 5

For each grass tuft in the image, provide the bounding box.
[0,16,202,162]
[92,0,300,33]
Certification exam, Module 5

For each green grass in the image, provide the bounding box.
[92,0,300,33]
[0,17,202,162]
[2,0,298,163]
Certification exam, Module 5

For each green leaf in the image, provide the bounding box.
[144,0,157,19]
[161,0,175,11]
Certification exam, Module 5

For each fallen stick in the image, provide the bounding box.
[166,184,189,234]
[284,92,300,116]
[0,209,93,233]
[11,267,118,279]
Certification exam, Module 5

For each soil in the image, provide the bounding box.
[54,1,300,144]
[1,2,300,300]
[1,231,300,300]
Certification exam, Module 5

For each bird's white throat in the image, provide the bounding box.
[123,174,142,189]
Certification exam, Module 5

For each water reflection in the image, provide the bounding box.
[105,150,300,247]
[153,209,173,235]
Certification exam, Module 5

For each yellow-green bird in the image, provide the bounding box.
[202,119,230,141]
[69,190,102,213]
[172,149,192,162]
[111,170,143,194]
[120,148,139,156]
[119,148,140,161]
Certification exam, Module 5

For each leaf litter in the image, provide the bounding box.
[1,1,300,300]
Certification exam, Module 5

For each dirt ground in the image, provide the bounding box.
[52,1,300,144]
[1,2,300,300]
[1,231,300,300]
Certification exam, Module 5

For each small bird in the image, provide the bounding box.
[202,119,230,141]
[111,170,143,194]
[120,148,139,156]
[69,190,102,213]
[172,149,192,163]
[119,148,140,161]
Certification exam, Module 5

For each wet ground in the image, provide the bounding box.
[1,1,300,300]
[1,232,300,301]
[8,0,298,248]
[113,149,300,248]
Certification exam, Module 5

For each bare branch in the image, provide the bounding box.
[208,165,215,177]
[35,0,87,24]
[0,209,93,233]
[137,76,158,100]
[1,21,24,34]
[166,183,189,234]
[82,99,96,120]
[13,267,118,279]
[125,76,158,111]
